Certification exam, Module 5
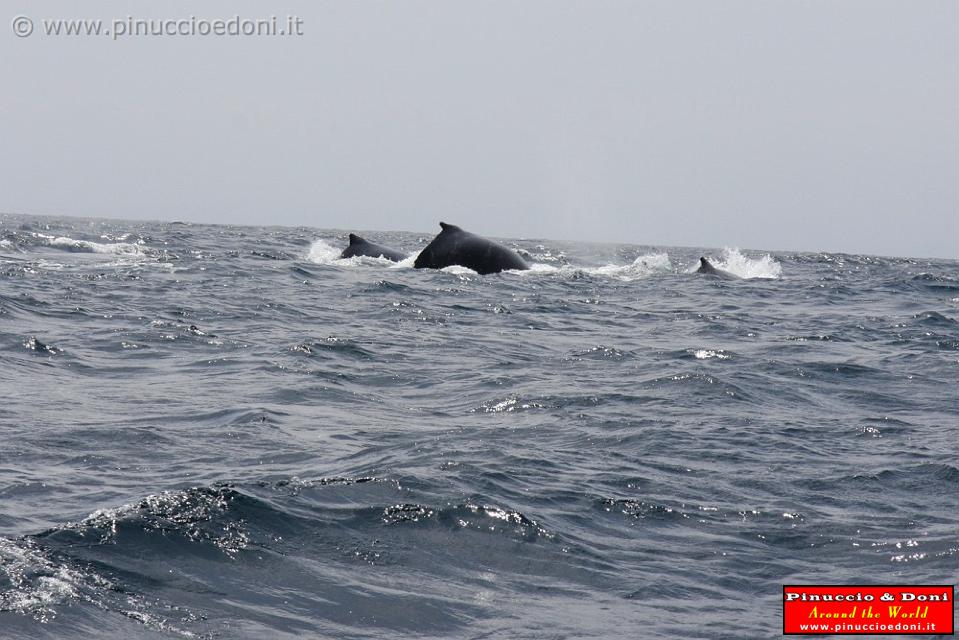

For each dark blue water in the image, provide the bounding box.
[1,214,957,639]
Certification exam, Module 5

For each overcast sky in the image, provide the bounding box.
[2,1,956,258]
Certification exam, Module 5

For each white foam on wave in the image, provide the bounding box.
[697,248,782,279]
[306,239,343,264]
[389,254,417,269]
[342,254,402,267]
[440,265,479,276]
[38,233,151,257]
[524,252,673,281]
[693,349,731,360]
[0,537,86,622]
[0,536,200,635]
[591,252,673,280]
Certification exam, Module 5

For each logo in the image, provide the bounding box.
[784,585,954,635]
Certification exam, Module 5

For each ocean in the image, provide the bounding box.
[1,213,957,638]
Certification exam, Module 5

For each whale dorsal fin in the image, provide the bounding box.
[700,257,709,268]
[348,233,363,244]
[439,222,462,233]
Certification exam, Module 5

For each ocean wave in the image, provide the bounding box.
[0,537,88,623]
[37,233,153,257]
[24,336,63,355]
[0,537,201,636]
[909,272,959,293]
[290,336,376,359]
[381,501,553,540]
[5,214,959,640]
[524,252,673,281]
[474,395,547,413]
[44,486,253,558]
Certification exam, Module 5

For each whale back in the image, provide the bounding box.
[696,257,718,274]
[339,234,407,262]
[414,222,529,275]
[695,257,738,279]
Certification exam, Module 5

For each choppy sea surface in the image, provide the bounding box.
[1,214,957,639]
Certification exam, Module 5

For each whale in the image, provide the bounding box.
[695,256,738,279]
[413,222,529,275]
[339,234,407,262]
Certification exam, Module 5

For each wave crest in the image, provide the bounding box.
[39,234,153,257]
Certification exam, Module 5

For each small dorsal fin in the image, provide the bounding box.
[348,233,363,244]
[700,256,709,267]
[439,222,462,232]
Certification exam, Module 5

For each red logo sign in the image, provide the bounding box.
[783,585,954,635]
